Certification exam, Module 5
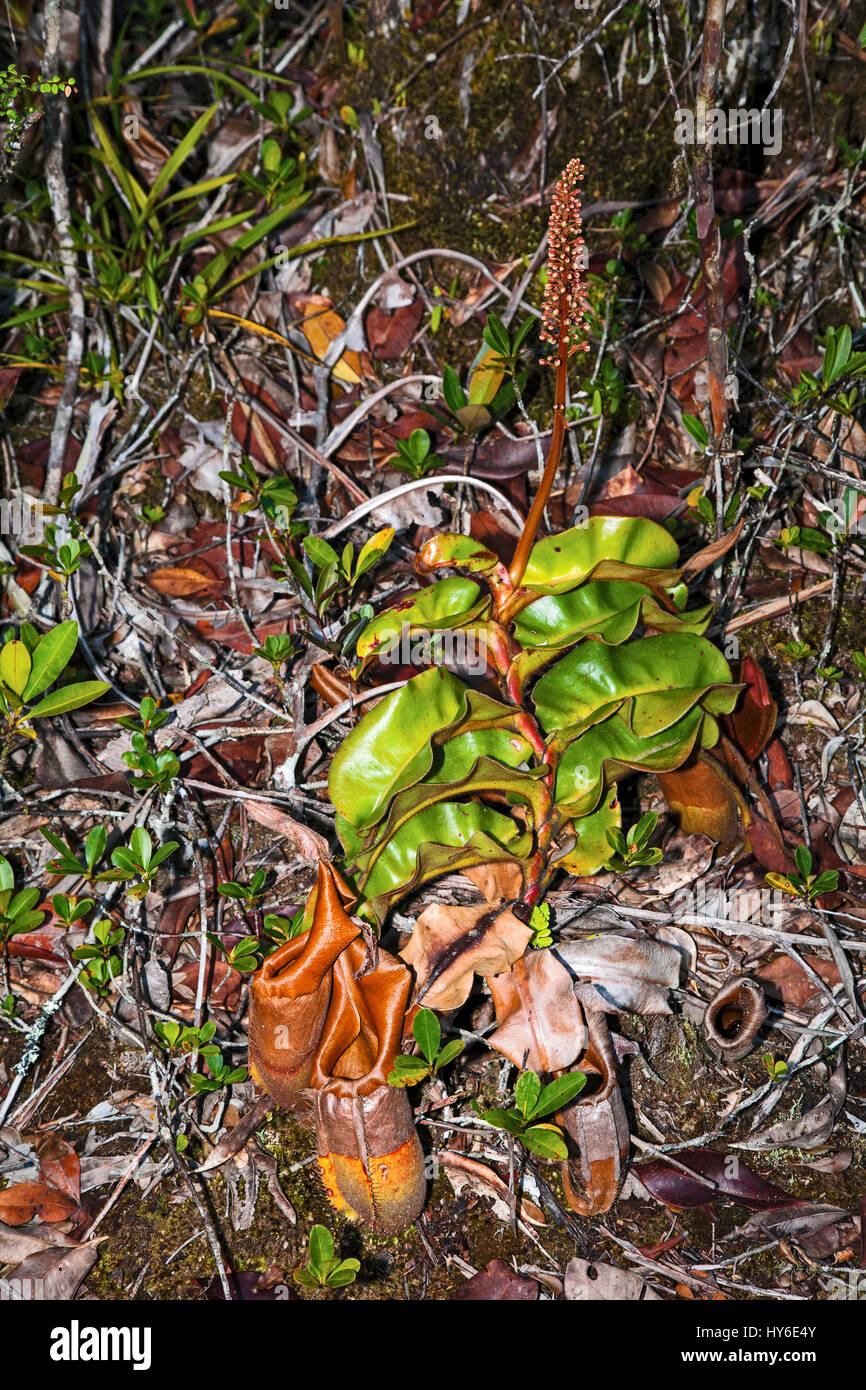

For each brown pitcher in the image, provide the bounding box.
[558,986,630,1216]
[249,863,360,1115]
[313,938,426,1235]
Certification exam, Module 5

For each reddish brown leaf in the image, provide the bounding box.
[36,1136,81,1203]
[637,1149,806,1211]
[724,656,777,762]
[754,955,843,1013]
[145,563,222,598]
[366,296,424,361]
[0,1182,78,1226]
[765,735,794,790]
[451,1259,538,1301]
[242,799,329,863]
[488,950,586,1072]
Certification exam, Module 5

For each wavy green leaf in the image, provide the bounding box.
[328,667,469,830]
[557,793,621,875]
[554,705,706,816]
[426,726,533,784]
[346,802,530,922]
[513,580,711,652]
[354,576,484,672]
[533,633,739,739]
[522,516,680,596]
[353,757,549,880]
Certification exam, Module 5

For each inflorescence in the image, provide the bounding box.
[539,157,590,368]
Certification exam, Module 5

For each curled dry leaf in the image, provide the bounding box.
[461,860,525,904]
[243,798,330,864]
[438,1152,546,1227]
[727,1203,859,1262]
[488,948,586,1072]
[400,901,532,1012]
[564,1257,662,1301]
[0,1220,78,1264]
[702,974,767,1061]
[2,1242,97,1300]
[806,1150,852,1174]
[679,518,744,576]
[197,1093,275,1174]
[555,932,682,1015]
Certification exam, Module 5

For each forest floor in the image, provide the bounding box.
[1,0,866,1303]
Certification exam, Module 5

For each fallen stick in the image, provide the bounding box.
[724,578,832,634]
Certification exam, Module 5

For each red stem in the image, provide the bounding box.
[508,299,570,589]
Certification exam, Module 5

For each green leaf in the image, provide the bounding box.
[681,414,709,449]
[130,828,152,871]
[520,1124,568,1160]
[413,1007,441,1065]
[21,621,79,701]
[326,1259,360,1286]
[308,1224,334,1273]
[354,577,483,670]
[0,641,31,697]
[353,756,549,888]
[8,887,41,920]
[0,855,13,895]
[434,1039,464,1070]
[328,667,470,831]
[137,104,218,224]
[387,1060,430,1087]
[522,516,680,596]
[304,535,340,571]
[795,845,812,879]
[810,871,839,896]
[515,1069,541,1119]
[109,847,137,874]
[534,634,738,740]
[533,1072,587,1119]
[343,810,529,925]
[27,681,110,718]
[512,581,711,661]
[483,1107,525,1135]
[442,364,467,414]
[355,527,395,579]
[554,705,705,817]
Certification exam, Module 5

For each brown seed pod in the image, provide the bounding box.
[702,974,767,1061]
